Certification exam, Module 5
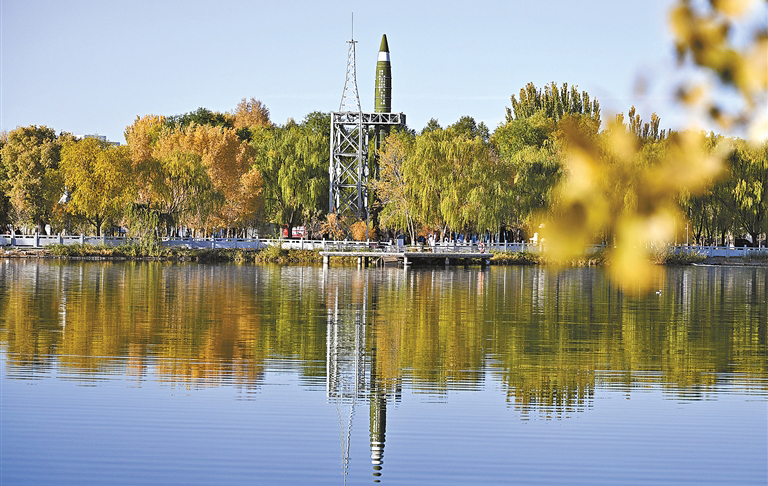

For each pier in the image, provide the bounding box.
[319,249,490,267]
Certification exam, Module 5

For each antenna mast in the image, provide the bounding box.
[339,13,361,112]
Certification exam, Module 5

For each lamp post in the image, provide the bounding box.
[58,188,71,236]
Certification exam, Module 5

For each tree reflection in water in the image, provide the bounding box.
[1,260,766,478]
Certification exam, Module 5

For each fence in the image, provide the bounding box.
[1,234,766,258]
[0,234,268,250]
[0,235,546,253]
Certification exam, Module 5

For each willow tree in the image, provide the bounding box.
[251,120,328,229]
[718,140,768,245]
[404,123,496,237]
[60,138,134,236]
[149,151,224,235]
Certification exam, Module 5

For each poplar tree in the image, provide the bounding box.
[506,82,601,125]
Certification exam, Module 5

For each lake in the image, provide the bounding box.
[1,260,766,485]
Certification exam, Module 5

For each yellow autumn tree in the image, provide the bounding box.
[154,123,263,232]
[233,98,271,129]
[226,166,265,231]
[371,131,418,241]
[124,113,266,235]
[124,115,167,204]
[60,138,134,235]
[124,115,166,170]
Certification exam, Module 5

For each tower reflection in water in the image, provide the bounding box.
[325,269,400,483]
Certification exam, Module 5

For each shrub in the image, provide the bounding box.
[652,248,707,265]
[490,250,541,265]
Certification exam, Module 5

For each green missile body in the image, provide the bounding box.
[374,34,391,113]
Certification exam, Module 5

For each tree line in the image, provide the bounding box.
[0,98,329,240]
[1,85,766,245]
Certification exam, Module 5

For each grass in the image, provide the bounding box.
[44,243,324,264]
[47,243,188,259]
[490,248,608,266]
[231,247,322,264]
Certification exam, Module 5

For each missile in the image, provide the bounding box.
[374,34,391,113]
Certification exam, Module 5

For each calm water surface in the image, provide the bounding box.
[1,260,766,484]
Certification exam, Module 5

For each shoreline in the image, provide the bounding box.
[2,247,767,267]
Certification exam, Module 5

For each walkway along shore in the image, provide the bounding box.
[1,236,766,266]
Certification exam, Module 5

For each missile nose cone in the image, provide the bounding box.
[379,34,389,53]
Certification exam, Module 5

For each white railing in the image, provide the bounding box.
[1,234,766,258]
[670,244,768,258]
[0,234,269,250]
[487,242,768,258]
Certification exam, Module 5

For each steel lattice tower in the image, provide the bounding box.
[329,30,405,220]
[329,36,368,218]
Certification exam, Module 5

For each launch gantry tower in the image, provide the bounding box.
[329,34,405,220]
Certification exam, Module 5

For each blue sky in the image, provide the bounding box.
[0,0,740,143]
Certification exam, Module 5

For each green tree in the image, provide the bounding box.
[0,125,69,231]
[684,189,731,244]
[0,131,10,231]
[301,111,331,141]
[494,84,603,238]
[166,107,232,131]
[680,133,731,245]
[421,118,442,135]
[404,125,495,236]
[447,116,490,142]
[718,140,768,245]
[252,120,329,228]
[492,111,561,233]
[507,81,601,125]
[60,138,135,236]
[494,110,554,153]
